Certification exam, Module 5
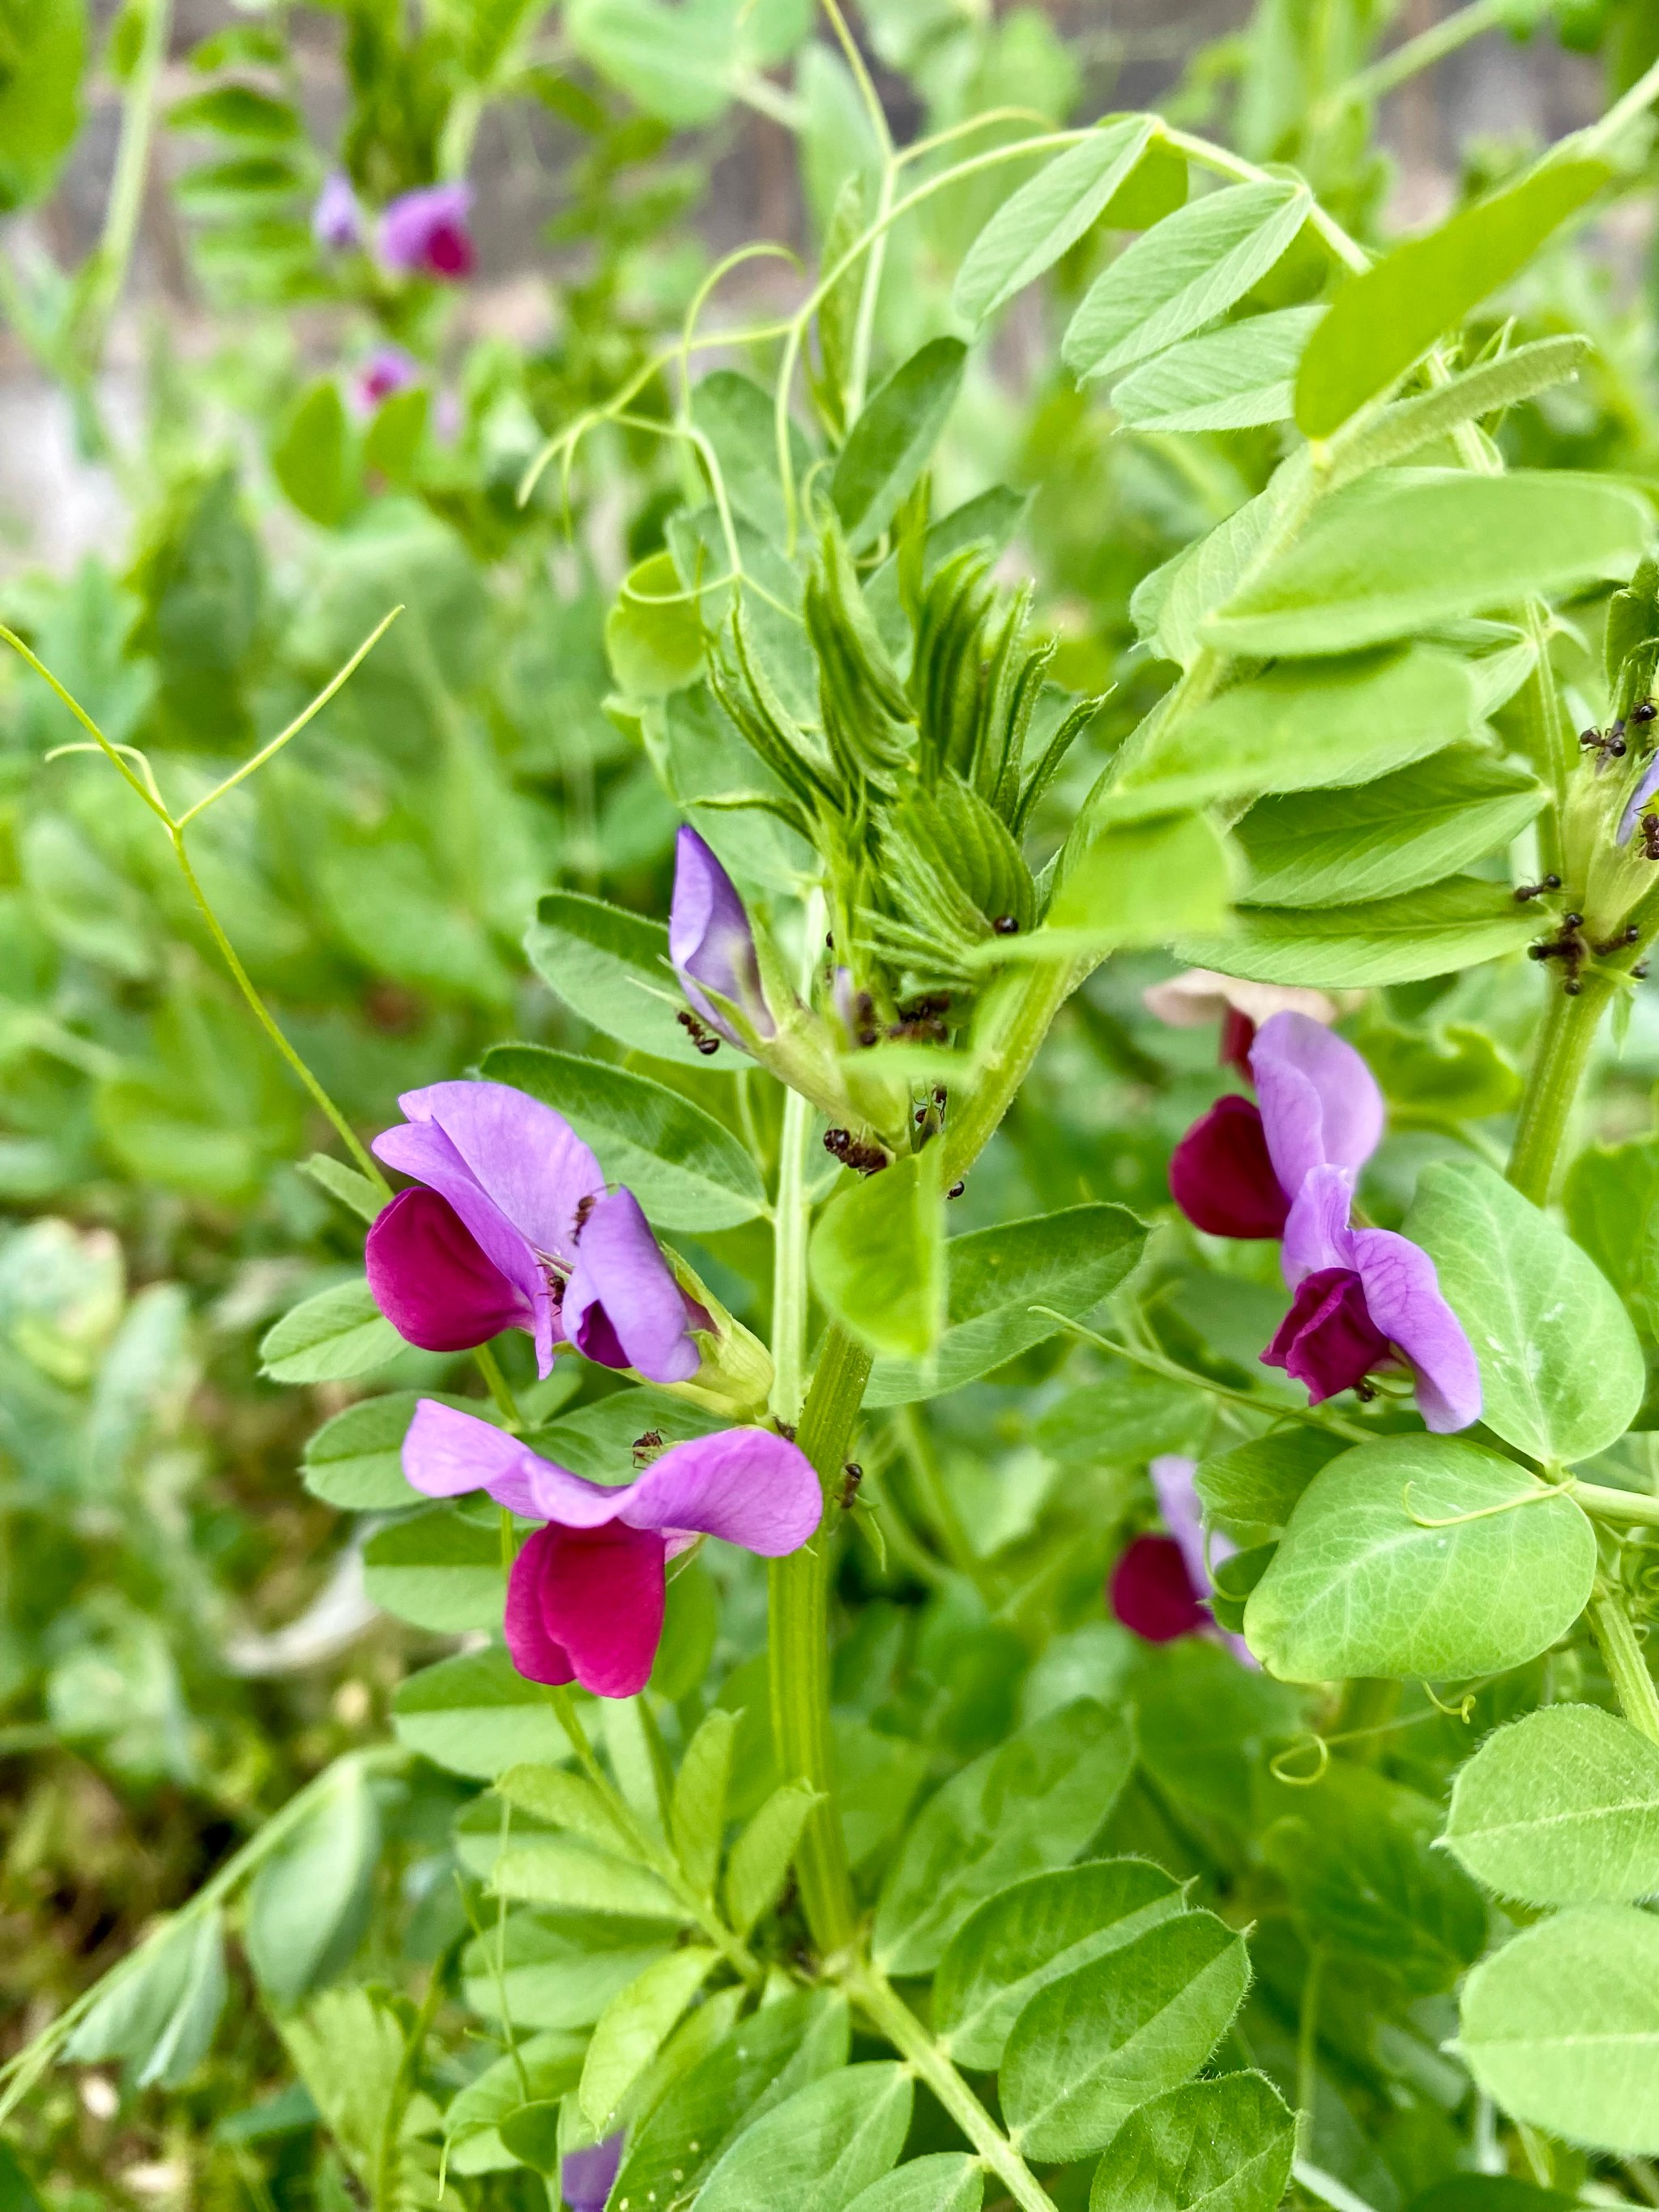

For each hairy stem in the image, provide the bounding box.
[1589,1587,1659,1744]
[1506,969,1614,1204]
[844,1960,1060,2212]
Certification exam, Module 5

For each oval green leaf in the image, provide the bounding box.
[953,117,1156,325]
[832,338,967,554]
[1088,2072,1296,2212]
[1174,875,1537,988]
[697,2062,914,2212]
[524,890,707,1065]
[260,1279,401,1385]
[1112,305,1322,433]
[1444,1704,1659,1907]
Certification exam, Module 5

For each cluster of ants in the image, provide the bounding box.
[1580,700,1659,859]
[1512,701,1659,991]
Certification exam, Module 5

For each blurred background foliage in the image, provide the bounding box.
[6,0,1659,2204]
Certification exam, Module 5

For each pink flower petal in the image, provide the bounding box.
[1280,1160,1360,1287]
[1110,1535,1208,1642]
[1250,1010,1384,1198]
[504,1526,578,1685]
[391,1080,604,1262]
[621,1427,821,1552]
[670,826,772,1045]
[366,1188,531,1353]
[565,1188,700,1385]
[519,1519,667,1697]
[1262,1266,1392,1403]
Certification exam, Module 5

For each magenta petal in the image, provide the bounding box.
[622,1428,822,1552]
[1169,1095,1290,1239]
[505,1527,578,1685]
[565,1189,700,1385]
[1350,1225,1482,1433]
[378,182,475,279]
[366,1188,531,1353]
[529,1520,667,1698]
[670,826,772,1046]
[1110,1535,1208,1642]
[1250,1010,1384,1197]
[1262,1266,1392,1403]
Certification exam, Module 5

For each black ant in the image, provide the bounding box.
[676,1010,721,1056]
[1514,874,1562,903]
[992,915,1021,935]
[1642,814,1659,863]
[948,1179,966,1200]
[572,1194,596,1238]
[824,1128,889,1175]
[1529,913,1588,993]
[631,1428,663,1467]
[1595,925,1643,956]
[838,1463,863,1510]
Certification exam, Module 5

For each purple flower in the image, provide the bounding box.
[1168,1012,1479,1432]
[403,1400,821,1697]
[378,182,476,280]
[352,345,420,415]
[366,1080,705,1386]
[1110,1456,1256,1663]
[313,171,362,252]
[1619,753,1659,845]
[670,826,773,1048]
[562,2135,624,2212]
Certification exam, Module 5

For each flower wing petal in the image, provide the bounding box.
[394,1079,604,1263]
[1349,1225,1482,1433]
[622,1427,822,1553]
[1280,1161,1359,1287]
[402,1399,637,1524]
[565,1189,700,1384]
[1251,1010,1384,1193]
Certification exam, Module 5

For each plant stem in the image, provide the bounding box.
[1328,0,1511,113]
[1589,1587,1659,1744]
[844,1960,1060,2212]
[942,962,1081,1185]
[1573,1480,1659,1529]
[1505,969,1614,1204]
[769,1322,870,1956]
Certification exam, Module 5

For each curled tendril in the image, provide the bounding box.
[1270,1734,1330,1787]
[1401,1481,1558,1529]
[1422,1681,1478,1721]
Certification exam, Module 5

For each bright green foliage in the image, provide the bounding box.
[696,2063,914,2212]
[1087,2073,1296,2212]
[812,1151,946,1362]
[1444,1706,1659,1905]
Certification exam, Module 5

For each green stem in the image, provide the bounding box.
[1589,1587,1659,1744]
[942,962,1081,1185]
[475,1343,524,1430]
[1505,968,1614,1204]
[1572,1480,1659,1528]
[770,1323,871,1956]
[72,0,174,389]
[1328,0,1511,113]
[771,1082,814,1424]
[843,1960,1060,2212]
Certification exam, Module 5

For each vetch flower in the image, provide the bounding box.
[352,344,420,416]
[313,171,362,251]
[366,1079,704,1385]
[562,2136,624,2212]
[1169,1013,1479,1431]
[669,826,774,1048]
[378,181,476,280]
[402,1399,821,1697]
[1109,1455,1253,1662]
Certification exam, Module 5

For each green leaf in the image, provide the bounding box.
[1111,647,1478,817]
[1132,475,1289,671]
[1063,180,1310,383]
[271,381,359,529]
[1173,875,1537,988]
[811,1151,946,1364]
[1458,1904,1659,2154]
[169,84,301,139]
[1243,1437,1596,1683]
[1295,159,1608,437]
[1194,1429,1344,1543]
[1087,2073,1296,2212]
[724,1779,821,1936]
[1407,1158,1644,1463]
[302,1392,428,1512]
[297,1152,382,1227]
[491,1834,686,1919]
[1004,811,1234,962]
[567,0,737,125]
[874,1700,1136,1975]
[1203,471,1651,659]
[480,1043,766,1232]
[832,339,969,555]
[579,1946,718,2130]
[608,550,706,698]
[245,1761,379,2009]
[525,890,708,1066]
[1111,305,1322,433]
[1444,1704,1659,1907]
[953,117,1157,324]
[362,1507,503,1634]
[612,1988,851,2212]
[1235,750,1543,909]
[1000,1909,1250,2161]
[0,0,85,212]
[496,1763,637,1858]
[697,2063,914,2212]
[935,1859,1188,2069]
[1034,1371,1209,1469]
[865,1202,1148,1405]
[259,1279,401,1386]
[459,1914,670,2031]
[672,1706,737,1894]
[391,1647,570,1779]
[66,1909,228,2089]
[847,2156,985,2212]
[1323,335,1592,488]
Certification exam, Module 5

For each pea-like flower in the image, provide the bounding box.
[562,2137,624,2212]
[313,171,362,252]
[402,1399,821,1697]
[669,826,774,1048]
[366,1080,704,1385]
[352,345,420,415]
[378,181,476,280]
[1110,1454,1253,1660]
[1168,1014,1479,1431]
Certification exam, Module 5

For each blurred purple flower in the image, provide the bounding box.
[352,345,420,416]
[378,181,476,280]
[403,1399,821,1696]
[1167,1013,1478,1431]
[366,1079,704,1384]
[562,2134,624,2212]
[313,171,362,252]
[1109,1456,1254,1663]
[670,826,773,1048]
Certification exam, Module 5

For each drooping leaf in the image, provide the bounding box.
[1444,1705,1659,1907]
[579,1947,718,2131]
[873,1700,1136,1975]
[724,1779,821,1935]
[66,1911,228,2089]
[1063,180,1310,383]
[245,1761,380,2009]
[1458,1905,1659,2154]
[1295,159,1608,436]
[1000,1910,1250,2161]
[953,117,1157,325]
[672,1706,738,1894]
[1087,2073,1296,2212]
[1243,1437,1596,1683]
[811,1151,946,1363]
[1406,1158,1644,1464]
[935,1859,1188,2069]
